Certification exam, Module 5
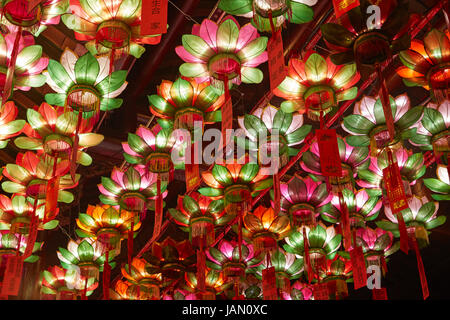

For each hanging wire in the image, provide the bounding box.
[168,0,200,24]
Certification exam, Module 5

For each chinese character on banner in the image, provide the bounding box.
[382,162,409,214]
[316,129,343,177]
[0,256,23,296]
[332,0,360,18]
[141,0,168,35]
[267,30,287,92]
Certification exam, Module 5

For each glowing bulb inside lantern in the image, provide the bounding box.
[254,0,288,17]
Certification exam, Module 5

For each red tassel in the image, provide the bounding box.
[70,111,83,182]
[447,152,450,181]
[381,255,388,276]
[185,141,200,192]
[411,234,429,300]
[102,250,110,300]
[1,27,21,108]
[81,278,87,300]
[349,245,367,290]
[376,63,395,141]
[196,245,206,293]
[397,212,409,254]
[339,192,352,251]
[262,265,277,300]
[273,173,280,215]
[127,211,134,273]
[23,197,39,259]
[44,155,59,224]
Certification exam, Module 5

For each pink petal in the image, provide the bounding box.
[98,185,117,198]
[137,126,156,148]
[242,51,268,67]
[175,46,205,63]
[218,240,234,259]
[122,142,140,157]
[111,168,126,189]
[199,19,218,51]
[235,23,258,52]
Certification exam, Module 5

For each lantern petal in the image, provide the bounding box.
[240,67,264,84]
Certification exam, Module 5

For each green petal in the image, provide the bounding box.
[75,52,99,85]
[16,45,42,73]
[182,34,215,60]
[45,93,66,106]
[179,63,209,78]
[343,114,374,134]
[218,0,252,15]
[396,106,424,131]
[198,187,223,197]
[237,37,267,63]
[14,137,41,150]
[212,165,233,186]
[216,18,239,53]
[95,70,127,96]
[425,215,446,230]
[305,53,327,83]
[46,59,73,92]
[100,98,123,111]
[239,162,259,183]
[241,67,264,84]
[289,2,314,24]
[77,240,94,262]
[170,78,194,108]
[345,135,370,147]
[421,107,446,135]
[182,195,200,215]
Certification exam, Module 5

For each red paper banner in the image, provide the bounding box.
[313,283,329,300]
[140,0,168,35]
[349,246,367,290]
[221,96,233,147]
[303,227,313,282]
[262,266,277,300]
[267,30,287,92]
[23,212,39,259]
[339,192,352,251]
[316,129,343,177]
[196,249,206,292]
[0,256,23,296]
[103,250,111,300]
[412,236,429,300]
[273,173,280,215]
[185,141,200,192]
[382,163,408,214]
[45,176,59,223]
[397,212,409,254]
[372,287,388,300]
[332,0,360,18]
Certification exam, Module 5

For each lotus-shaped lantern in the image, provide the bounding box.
[281,280,313,300]
[2,151,79,203]
[219,0,316,33]
[40,265,97,299]
[237,104,312,168]
[0,194,59,233]
[377,196,446,248]
[278,173,332,228]
[62,0,163,58]
[342,94,423,155]
[98,166,168,213]
[122,120,185,177]
[176,16,268,93]
[301,135,369,191]
[242,205,290,252]
[323,188,382,228]
[44,49,128,119]
[75,204,141,257]
[0,231,42,263]
[0,26,48,97]
[121,257,162,300]
[0,0,69,36]
[169,192,228,248]
[321,0,410,67]
[199,159,273,216]
[0,101,25,149]
[144,237,196,280]
[409,100,450,161]
[57,238,115,281]
[184,268,231,300]
[423,164,450,201]
[14,102,104,165]
[357,148,426,197]
[207,239,263,280]
[148,77,224,133]
[397,29,450,103]
[274,52,360,120]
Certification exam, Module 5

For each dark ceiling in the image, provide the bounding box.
[2,0,450,300]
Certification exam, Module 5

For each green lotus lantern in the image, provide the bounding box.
[57,238,115,282]
[121,257,163,300]
[423,164,450,201]
[44,49,128,122]
[274,52,360,120]
[376,196,446,249]
[218,0,316,33]
[342,94,424,156]
[322,188,382,228]
[0,231,42,263]
[148,77,224,133]
[0,101,25,149]
[184,268,231,300]
[199,159,273,217]
[237,104,312,168]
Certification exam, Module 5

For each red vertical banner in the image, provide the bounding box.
[338,192,352,251]
[273,173,280,215]
[262,266,277,300]
[23,213,39,259]
[372,287,388,300]
[2,28,21,106]
[267,29,287,92]
[102,250,111,300]
[332,0,360,18]
[221,93,233,147]
[185,141,200,192]
[316,129,343,177]
[45,176,59,223]
[382,157,409,214]
[397,212,409,254]
[196,248,206,293]
[411,235,429,300]
[140,0,168,35]
[349,246,367,290]
[303,227,313,283]
[151,174,163,242]
[376,64,395,141]
[127,212,134,272]
[0,256,23,296]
